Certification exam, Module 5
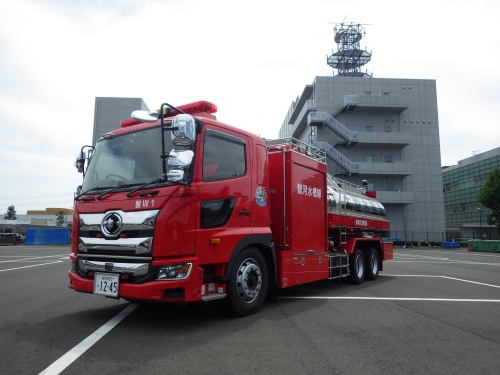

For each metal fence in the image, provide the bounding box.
[387,230,499,243]
[0,234,18,245]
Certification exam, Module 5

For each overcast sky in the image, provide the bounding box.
[1,0,499,215]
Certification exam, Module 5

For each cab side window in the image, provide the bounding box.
[202,129,246,182]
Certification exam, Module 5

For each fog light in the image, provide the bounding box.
[70,260,76,272]
[156,263,192,280]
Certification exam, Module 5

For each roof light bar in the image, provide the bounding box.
[161,101,217,116]
[120,100,217,128]
[120,118,143,128]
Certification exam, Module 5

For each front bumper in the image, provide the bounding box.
[68,256,205,302]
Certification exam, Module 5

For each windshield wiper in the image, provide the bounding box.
[75,186,113,201]
[126,178,165,198]
[96,183,143,200]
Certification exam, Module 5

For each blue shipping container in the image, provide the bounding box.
[25,228,70,245]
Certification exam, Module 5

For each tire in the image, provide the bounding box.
[364,248,379,281]
[349,248,365,284]
[225,247,268,317]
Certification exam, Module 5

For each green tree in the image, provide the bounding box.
[4,205,17,220]
[55,210,66,226]
[477,167,500,235]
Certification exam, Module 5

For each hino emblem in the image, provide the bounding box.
[101,212,123,237]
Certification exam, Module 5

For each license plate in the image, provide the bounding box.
[94,273,119,297]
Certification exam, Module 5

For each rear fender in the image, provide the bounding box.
[345,238,385,271]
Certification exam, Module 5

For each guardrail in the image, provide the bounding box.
[313,142,359,175]
[307,112,358,144]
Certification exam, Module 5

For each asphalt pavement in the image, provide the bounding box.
[1,245,499,374]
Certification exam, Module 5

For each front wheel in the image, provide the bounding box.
[225,247,268,317]
[365,248,379,281]
[349,248,365,285]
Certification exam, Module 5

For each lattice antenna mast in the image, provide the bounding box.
[327,22,372,77]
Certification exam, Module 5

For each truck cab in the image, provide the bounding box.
[69,101,274,316]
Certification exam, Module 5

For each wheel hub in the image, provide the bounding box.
[236,259,262,303]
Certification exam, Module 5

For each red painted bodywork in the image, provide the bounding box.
[69,104,392,303]
[268,148,329,287]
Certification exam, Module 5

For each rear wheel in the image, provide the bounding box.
[349,248,365,284]
[365,248,379,281]
[225,247,268,317]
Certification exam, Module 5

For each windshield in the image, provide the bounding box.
[82,126,173,192]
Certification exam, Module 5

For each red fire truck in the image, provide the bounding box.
[69,100,392,316]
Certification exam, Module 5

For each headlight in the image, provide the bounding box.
[156,263,192,280]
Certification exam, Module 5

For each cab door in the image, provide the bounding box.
[195,127,252,265]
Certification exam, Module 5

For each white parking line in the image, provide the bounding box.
[382,274,500,289]
[281,296,500,302]
[391,256,500,267]
[39,303,139,375]
[0,255,68,263]
[281,274,500,302]
[0,261,63,272]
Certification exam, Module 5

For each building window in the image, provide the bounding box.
[386,155,393,163]
[383,125,392,132]
[367,182,375,191]
[382,92,390,96]
[366,126,373,132]
[366,155,374,163]
[364,91,371,96]
[386,183,395,191]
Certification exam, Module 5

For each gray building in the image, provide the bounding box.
[278,22,446,242]
[442,147,500,240]
[93,97,149,145]
[279,75,446,241]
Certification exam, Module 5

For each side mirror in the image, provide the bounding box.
[75,151,86,173]
[171,114,196,146]
[167,169,185,182]
[131,110,159,123]
[167,150,194,183]
[167,150,194,167]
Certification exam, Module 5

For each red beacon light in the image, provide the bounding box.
[120,118,143,128]
[120,100,217,128]
[176,100,217,115]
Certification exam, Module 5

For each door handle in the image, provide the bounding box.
[239,210,250,216]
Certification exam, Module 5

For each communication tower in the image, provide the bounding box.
[327,22,372,77]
